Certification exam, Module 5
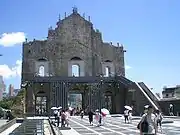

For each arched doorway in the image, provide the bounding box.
[104,91,112,112]
[68,92,82,109]
[35,91,47,116]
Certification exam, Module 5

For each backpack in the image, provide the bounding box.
[137,115,149,133]
[157,113,163,121]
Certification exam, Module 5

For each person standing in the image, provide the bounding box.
[53,109,58,121]
[88,110,94,125]
[139,105,157,135]
[128,110,132,123]
[155,110,163,132]
[169,104,174,116]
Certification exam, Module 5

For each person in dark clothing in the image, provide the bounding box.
[61,110,66,127]
[88,110,94,125]
[80,110,84,119]
[57,110,60,127]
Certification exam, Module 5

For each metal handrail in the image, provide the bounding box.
[48,118,57,135]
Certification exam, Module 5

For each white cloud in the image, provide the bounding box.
[0,60,22,79]
[0,32,26,47]
[125,65,132,70]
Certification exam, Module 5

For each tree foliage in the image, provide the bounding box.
[0,89,25,117]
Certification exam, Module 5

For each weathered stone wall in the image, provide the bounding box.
[158,99,180,116]
[22,10,125,79]
[126,87,152,115]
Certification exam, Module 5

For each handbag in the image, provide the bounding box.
[137,115,149,133]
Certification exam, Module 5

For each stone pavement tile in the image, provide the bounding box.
[81,133,98,135]
[100,132,119,135]
[78,130,94,134]
[60,128,80,135]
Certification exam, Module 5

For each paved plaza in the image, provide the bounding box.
[62,116,180,135]
[0,119,7,127]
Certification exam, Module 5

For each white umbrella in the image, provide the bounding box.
[57,106,62,110]
[69,107,73,111]
[144,105,149,109]
[124,105,132,110]
[95,109,99,112]
[101,108,110,115]
[51,107,57,110]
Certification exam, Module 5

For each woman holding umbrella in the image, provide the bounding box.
[124,105,133,123]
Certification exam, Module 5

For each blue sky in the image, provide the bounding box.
[0,0,179,95]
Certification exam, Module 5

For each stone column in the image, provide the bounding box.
[26,83,35,116]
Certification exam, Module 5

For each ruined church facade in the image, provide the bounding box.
[22,9,151,116]
[22,9,125,80]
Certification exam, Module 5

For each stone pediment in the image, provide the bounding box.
[57,8,92,28]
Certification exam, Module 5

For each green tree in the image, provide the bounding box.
[0,89,25,117]
[0,107,4,118]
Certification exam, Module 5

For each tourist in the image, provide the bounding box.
[65,109,70,127]
[95,109,101,126]
[53,109,58,121]
[101,112,106,125]
[57,109,61,127]
[61,110,66,127]
[139,105,157,135]
[169,104,174,116]
[128,110,132,123]
[88,110,94,125]
[80,110,84,119]
[155,110,163,132]
[124,109,129,123]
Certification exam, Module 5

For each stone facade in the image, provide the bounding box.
[22,9,125,80]
[158,99,180,116]
[22,8,161,116]
[22,8,127,115]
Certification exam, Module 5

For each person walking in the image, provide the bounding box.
[65,109,70,127]
[57,109,60,127]
[139,105,157,135]
[88,110,94,125]
[80,110,84,119]
[155,110,163,132]
[61,110,66,127]
[124,109,129,123]
[101,112,107,125]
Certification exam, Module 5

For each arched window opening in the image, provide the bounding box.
[105,60,112,62]
[72,64,80,77]
[38,58,47,61]
[70,57,82,61]
[105,66,111,77]
[39,65,45,77]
